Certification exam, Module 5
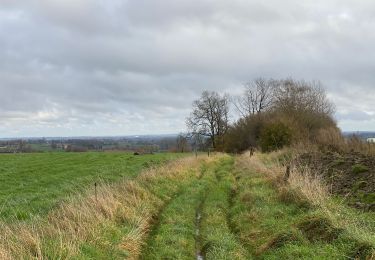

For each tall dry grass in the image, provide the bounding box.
[315,126,375,156]
[0,155,217,259]
[237,151,375,254]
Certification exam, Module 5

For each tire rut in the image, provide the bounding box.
[141,164,210,259]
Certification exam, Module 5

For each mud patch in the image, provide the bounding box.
[299,151,375,211]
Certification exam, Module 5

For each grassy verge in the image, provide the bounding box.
[0,152,183,220]
[231,152,375,259]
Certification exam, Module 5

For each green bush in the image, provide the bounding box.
[223,114,264,153]
[260,122,292,152]
[352,164,369,174]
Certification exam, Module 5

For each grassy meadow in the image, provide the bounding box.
[0,152,182,220]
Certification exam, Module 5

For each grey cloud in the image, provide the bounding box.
[336,111,373,121]
[1,0,375,137]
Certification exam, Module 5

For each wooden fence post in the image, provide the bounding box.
[284,165,291,182]
[95,182,98,203]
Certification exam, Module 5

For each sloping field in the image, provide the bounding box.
[0,152,181,220]
[0,152,374,259]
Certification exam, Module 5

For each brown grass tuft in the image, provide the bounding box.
[277,186,311,209]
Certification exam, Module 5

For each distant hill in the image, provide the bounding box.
[0,134,181,153]
[343,131,375,140]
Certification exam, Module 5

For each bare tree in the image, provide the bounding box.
[189,132,206,152]
[271,79,336,138]
[233,78,275,117]
[273,79,335,116]
[186,91,229,149]
[176,133,189,153]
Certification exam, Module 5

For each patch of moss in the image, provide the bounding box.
[352,164,369,174]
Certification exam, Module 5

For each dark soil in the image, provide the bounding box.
[299,151,375,211]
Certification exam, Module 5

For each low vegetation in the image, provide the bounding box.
[142,156,248,259]
[0,155,213,258]
[0,150,374,259]
[249,151,375,259]
[198,158,248,259]
[0,152,182,220]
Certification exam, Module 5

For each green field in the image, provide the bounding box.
[0,152,182,220]
[0,152,374,259]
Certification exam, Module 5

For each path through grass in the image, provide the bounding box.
[142,156,249,260]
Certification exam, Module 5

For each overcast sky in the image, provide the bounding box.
[1,0,375,137]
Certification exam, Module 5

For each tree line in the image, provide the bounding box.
[185,78,337,153]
